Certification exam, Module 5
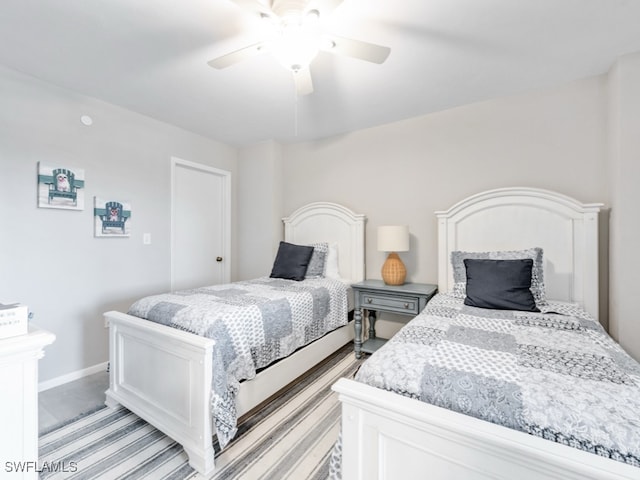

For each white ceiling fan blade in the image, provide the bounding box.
[229,0,275,18]
[321,35,390,64]
[293,67,314,96]
[207,42,267,69]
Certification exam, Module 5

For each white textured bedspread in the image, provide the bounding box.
[330,293,640,478]
[128,276,349,449]
[359,293,640,466]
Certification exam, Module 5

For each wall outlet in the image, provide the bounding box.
[143,233,151,245]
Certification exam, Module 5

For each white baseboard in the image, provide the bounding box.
[39,361,109,392]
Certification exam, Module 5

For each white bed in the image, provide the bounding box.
[104,201,365,477]
[332,187,640,480]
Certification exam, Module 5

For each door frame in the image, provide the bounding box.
[170,157,231,290]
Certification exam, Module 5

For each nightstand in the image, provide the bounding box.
[352,280,437,358]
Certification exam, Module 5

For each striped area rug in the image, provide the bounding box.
[39,344,361,480]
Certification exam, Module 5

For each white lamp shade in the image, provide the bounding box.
[377,225,410,252]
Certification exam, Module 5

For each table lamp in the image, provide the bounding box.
[377,225,410,285]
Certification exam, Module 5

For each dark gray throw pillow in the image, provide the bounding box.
[463,259,540,312]
[270,241,314,281]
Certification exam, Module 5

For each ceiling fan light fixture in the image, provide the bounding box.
[269,20,321,72]
[208,0,390,95]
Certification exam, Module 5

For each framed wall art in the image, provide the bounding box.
[94,197,131,237]
[37,163,85,210]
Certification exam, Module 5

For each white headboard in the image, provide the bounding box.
[436,187,603,318]
[283,202,366,283]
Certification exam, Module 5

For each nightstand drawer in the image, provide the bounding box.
[362,293,419,315]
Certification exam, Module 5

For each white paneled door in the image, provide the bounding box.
[171,158,230,291]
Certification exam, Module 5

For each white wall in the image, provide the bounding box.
[607,52,640,360]
[283,75,608,284]
[281,75,611,337]
[0,66,238,382]
[237,141,284,280]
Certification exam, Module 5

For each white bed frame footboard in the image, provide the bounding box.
[105,202,365,476]
[333,378,639,480]
[105,311,217,475]
[106,312,354,476]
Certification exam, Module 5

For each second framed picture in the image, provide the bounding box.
[94,197,131,237]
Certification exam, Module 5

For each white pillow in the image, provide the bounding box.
[325,242,341,279]
[305,242,329,279]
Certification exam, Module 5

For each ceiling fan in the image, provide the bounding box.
[207,0,391,96]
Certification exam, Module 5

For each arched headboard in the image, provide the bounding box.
[436,187,603,318]
[283,202,366,283]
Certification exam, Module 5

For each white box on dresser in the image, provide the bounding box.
[0,326,55,479]
[0,304,28,339]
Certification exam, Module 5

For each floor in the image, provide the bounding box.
[39,369,110,435]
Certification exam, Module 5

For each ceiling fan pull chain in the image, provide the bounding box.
[294,81,299,137]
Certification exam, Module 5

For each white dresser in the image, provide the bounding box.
[0,326,55,479]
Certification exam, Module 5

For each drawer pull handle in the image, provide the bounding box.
[366,298,372,304]
[404,303,409,308]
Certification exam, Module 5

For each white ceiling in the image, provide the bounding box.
[2,0,640,147]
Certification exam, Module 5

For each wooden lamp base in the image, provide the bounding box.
[381,252,406,285]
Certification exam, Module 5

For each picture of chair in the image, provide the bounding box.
[100,201,128,234]
[37,163,85,210]
[47,168,80,206]
[94,197,131,237]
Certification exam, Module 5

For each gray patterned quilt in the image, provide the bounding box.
[127,276,349,449]
[330,293,640,478]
